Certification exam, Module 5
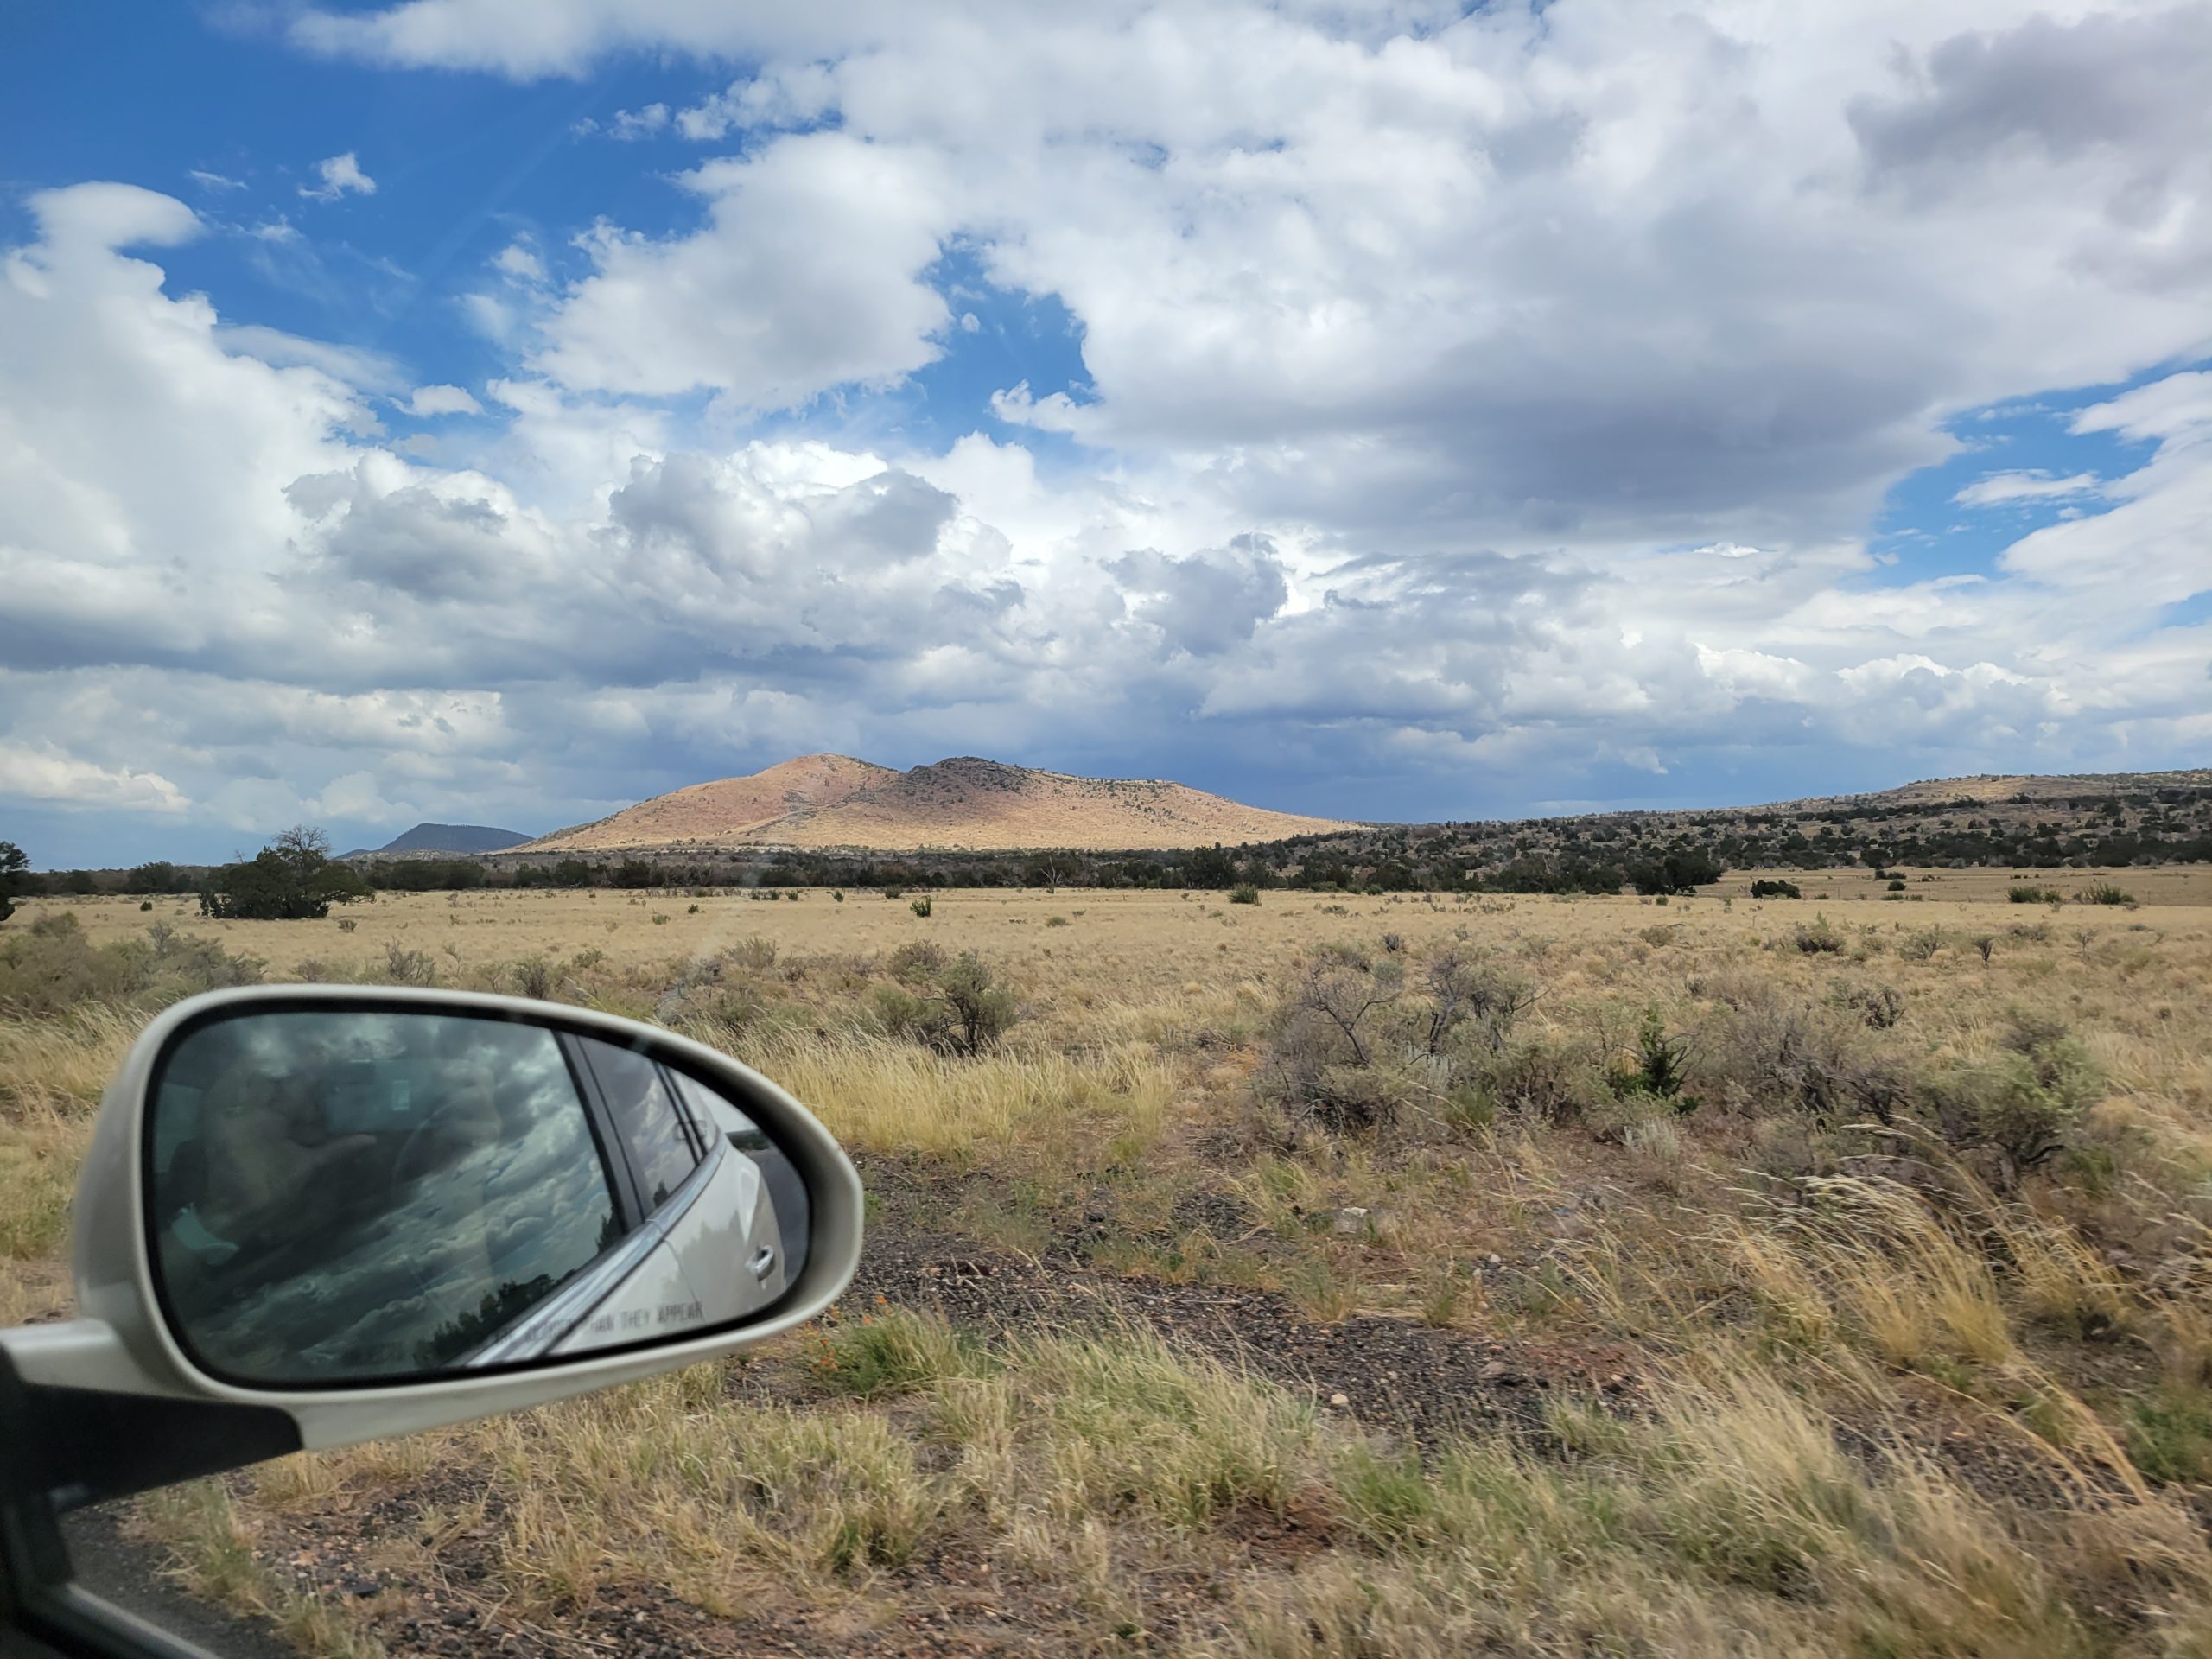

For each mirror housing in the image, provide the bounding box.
[0,987,862,1455]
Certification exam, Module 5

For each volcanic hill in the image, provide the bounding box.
[520,754,1359,854]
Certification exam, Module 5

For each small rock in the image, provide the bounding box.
[1332,1206,1371,1235]
[1328,1391,1351,1409]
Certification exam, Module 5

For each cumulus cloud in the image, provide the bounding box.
[1110,538,1290,658]
[301,1,2209,563]
[8,4,2212,859]
[0,741,188,814]
[404,384,483,417]
[605,102,670,140]
[300,151,376,201]
[532,135,951,408]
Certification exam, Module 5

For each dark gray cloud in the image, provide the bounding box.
[1109,537,1289,656]
[1850,8,2212,179]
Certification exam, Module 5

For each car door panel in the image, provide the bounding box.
[548,1239,697,1357]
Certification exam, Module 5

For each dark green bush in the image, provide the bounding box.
[1750,879,1802,899]
[1610,1006,1697,1112]
[200,827,366,920]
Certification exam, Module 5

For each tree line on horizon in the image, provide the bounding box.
[6,779,2209,919]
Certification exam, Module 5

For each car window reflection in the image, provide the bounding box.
[573,1039,700,1208]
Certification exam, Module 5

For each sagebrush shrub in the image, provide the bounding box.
[1792,917,1844,954]
[872,948,1016,1057]
[1699,988,1908,1124]
[0,912,262,1016]
[1929,1014,2102,1174]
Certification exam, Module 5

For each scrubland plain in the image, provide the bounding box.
[7,871,2212,1656]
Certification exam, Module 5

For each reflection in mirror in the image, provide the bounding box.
[147,1010,810,1386]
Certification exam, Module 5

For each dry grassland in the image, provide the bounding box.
[7,872,2212,1656]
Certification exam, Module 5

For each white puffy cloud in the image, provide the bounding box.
[306,0,2210,569]
[9,3,2212,860]
[531,134,952,409]
[300,151,377,201]
[605,102,670,140]
[404,384,484,417]
[0,741,188,814]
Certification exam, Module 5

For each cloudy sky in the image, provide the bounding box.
[3,1,2208,867]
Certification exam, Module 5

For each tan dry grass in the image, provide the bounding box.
[10,879,2212,1653]
[188,1313,2212,1657]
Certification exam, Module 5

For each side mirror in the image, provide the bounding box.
[0,987,862,1654]
[143,1000,824,1386]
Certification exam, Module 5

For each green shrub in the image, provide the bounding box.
[873,947,1015,1057]
[1931,1014,2101,1171]
[2081,882,2134,907]
[1486,1036,1611,1125]
[1421,950,1536,1057]
[1610,1006,1697,1112]
[910,896,933,918]
[1228,884,1260,906]
[1749,879,1802,899]
[2008,884,2061,905]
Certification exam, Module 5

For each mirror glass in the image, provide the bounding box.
[145,1007,810,1386]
